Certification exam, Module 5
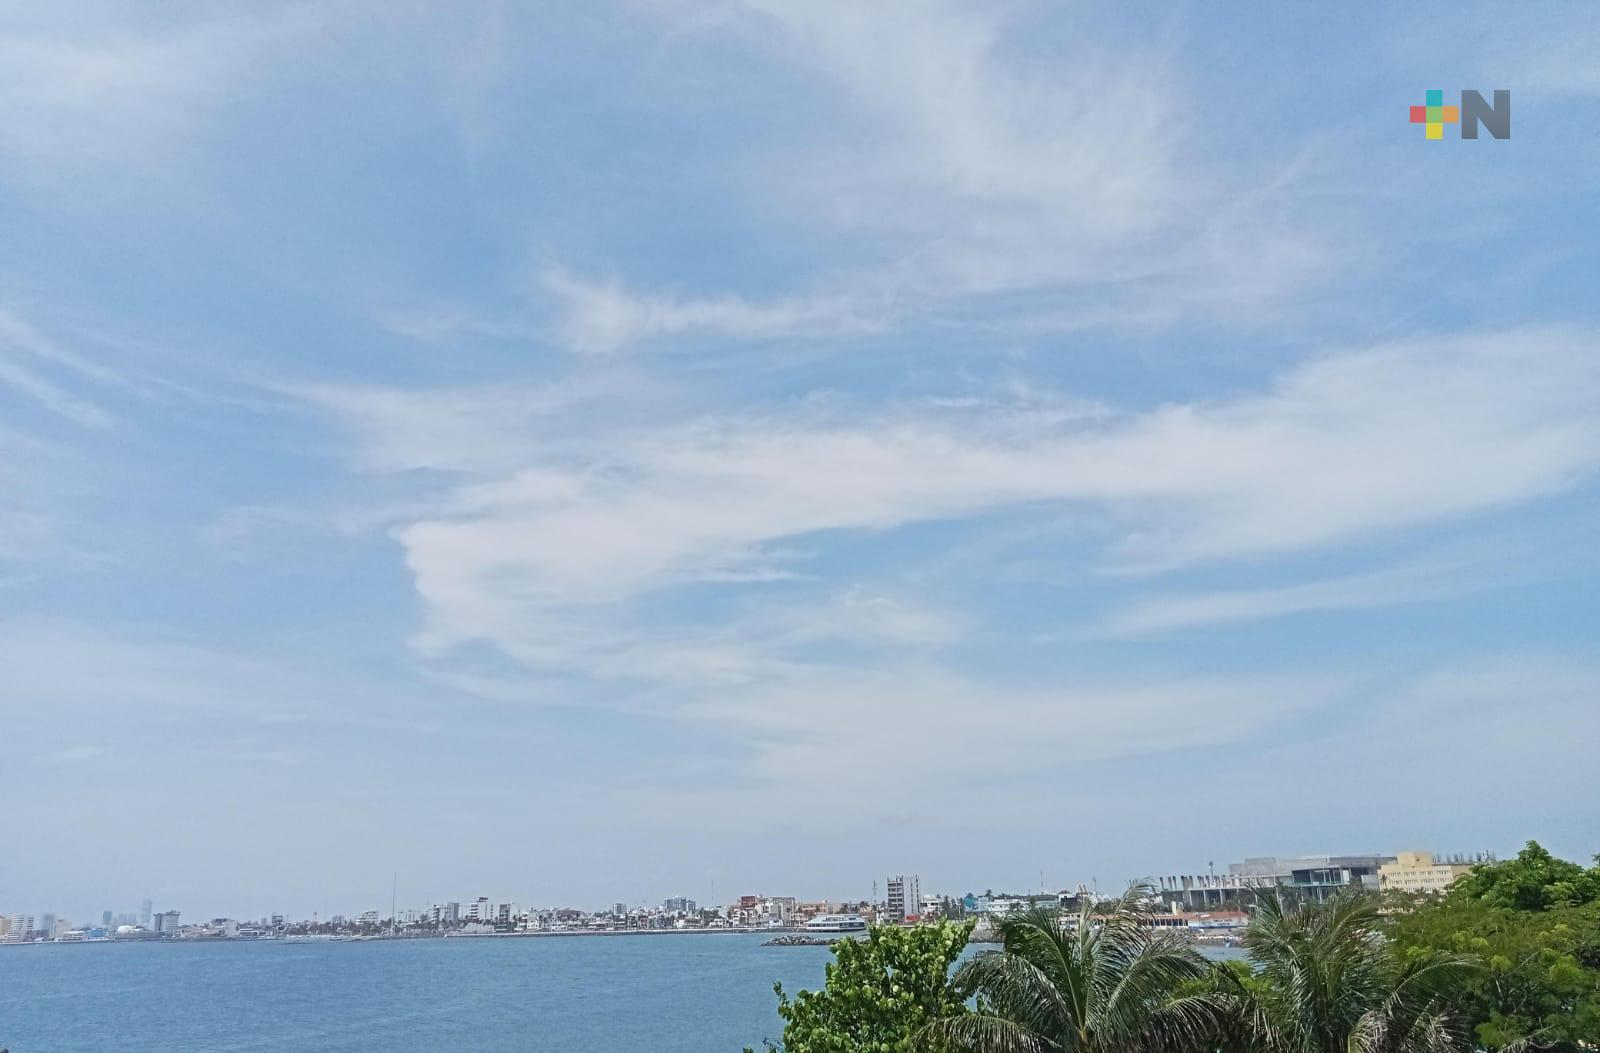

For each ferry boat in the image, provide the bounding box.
[803,914,868,933]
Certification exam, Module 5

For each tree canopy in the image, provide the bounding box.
[751,920,973,1053]
[1390,843,1600,1050]
[1451,841,1600,912]
[924,891,1227,1053]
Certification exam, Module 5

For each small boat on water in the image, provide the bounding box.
[803,914,868,933]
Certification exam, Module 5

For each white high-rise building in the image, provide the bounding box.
[886,875,921,922]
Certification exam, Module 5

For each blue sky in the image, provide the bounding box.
[2,1,1598,922]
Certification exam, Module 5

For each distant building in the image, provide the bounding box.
[1185,910,1249,930]
[886,875,921,922]
[1379,851,1484,895]
[141,900,153,928]
[153,910,181,933]
[663,897,697,914]
[1231,855,1392,901]
[1154,855,1394,910]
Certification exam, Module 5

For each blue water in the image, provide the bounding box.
[0,935,1246,1052]
[0,935,833,1052]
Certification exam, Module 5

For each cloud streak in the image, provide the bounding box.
[307,326,1600,668]
[537,0,1330,352]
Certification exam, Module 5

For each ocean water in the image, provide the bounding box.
[0,934,832,1053]
[0,935,1246,1052]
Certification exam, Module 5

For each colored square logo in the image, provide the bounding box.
[1411,91,1459,139]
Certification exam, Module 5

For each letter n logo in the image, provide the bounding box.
[1460,90,1510,139]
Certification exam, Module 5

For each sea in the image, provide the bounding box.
[0,934,1244,1052]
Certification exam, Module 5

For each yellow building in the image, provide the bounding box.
[1379,851,1477,894]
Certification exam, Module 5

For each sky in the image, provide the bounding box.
[1,1,1598,923]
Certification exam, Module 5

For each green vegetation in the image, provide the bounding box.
[1222,892,1479,1053]
[1451,842,1600,912]
[924,892,1224,1053]
[1391,841,1600,1050]
[749,919,974,1053]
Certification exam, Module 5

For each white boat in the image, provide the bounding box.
[803,914,868,933]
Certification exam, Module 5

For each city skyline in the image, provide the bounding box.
[4,845,1515,925]
[2,1,1598,920]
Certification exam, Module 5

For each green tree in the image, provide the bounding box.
[1453,842,1600,912]
[923,889,1226,1053]
[1225,892,1479,1053]
[1390,874,1600,1049]
[750,919,974,1053]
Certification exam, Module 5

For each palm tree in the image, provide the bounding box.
[1225,891,1480,1053]
[922,887,1227,1053]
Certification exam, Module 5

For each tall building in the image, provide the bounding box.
[153,910,181,933]
[102,910,114,927]
[886,875,921,922]
[140,900,153,928]
[663,897,697,914]
[1379,851,1484,895]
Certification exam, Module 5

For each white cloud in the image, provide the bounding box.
[0,13,265,198]
[542,266,882,355]
[0,308,118,427]
[0,6,527,205]
[556,0,1331,352]
[1093,523,1599,637]
[308,326,1600,670]
[1095,569,1466,638]
[667,666,1340,819]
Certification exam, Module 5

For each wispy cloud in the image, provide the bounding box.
[0,308,118,426]
[307,326,1600,669]
[659,665,1344,822]
[1091,521,1600,637]
[544,0,1330,352]
[542,265,883,355]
